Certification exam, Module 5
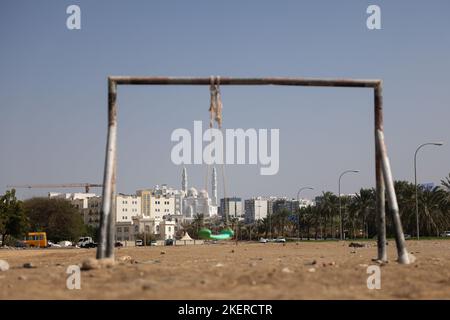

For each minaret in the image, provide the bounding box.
[212,166,217,206]
[182,166,188,193]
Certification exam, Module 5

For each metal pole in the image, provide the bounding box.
[96,78,117,260]
[414,142,444,240]
[98,75,412,266]
[338,170,359,240]
[296,187,314,242]
[376,130,410,264]
[374,84,387,262]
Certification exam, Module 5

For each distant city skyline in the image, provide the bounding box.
[1,1,449,201]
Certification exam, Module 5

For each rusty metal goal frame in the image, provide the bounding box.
[96,76,410,264]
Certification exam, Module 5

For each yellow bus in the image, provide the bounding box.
[25,232,47,248]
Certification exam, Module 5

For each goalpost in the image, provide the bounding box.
[96,76,410,264]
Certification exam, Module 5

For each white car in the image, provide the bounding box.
[58,241,73,247]
[135,239,143,246]
[259,238,268,243]
[441,231,450,237]
[48,241,61,248]
[275,237,286,243]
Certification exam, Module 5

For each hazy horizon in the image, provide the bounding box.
[1,0,449,201]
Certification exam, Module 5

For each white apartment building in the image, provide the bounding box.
[49,192,97,211]
[159,220,176,240]
[220,197,244,221]
[299,198,314,208]
[244,197,269,223]
[49,192,102,227]
[116,194,141,223]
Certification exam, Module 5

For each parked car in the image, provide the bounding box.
[77,237,97,248]
[404,234,411,239]
[114,241,123,247]
[165,239,174,246]
[259,238,268,243]
[135,239,143,246]
[275,237,286,243]
[441,231,450,237]
[47,241,61,248]
[58,241,73,247]
[15,240,27,248]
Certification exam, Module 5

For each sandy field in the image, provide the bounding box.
[0,240,449,300]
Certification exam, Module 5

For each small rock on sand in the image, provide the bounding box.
[160,251,166,255]
[23,262,36,269]
[18,275,27,280]
[81,258,115,271]
[349,242,367,248]
[0,260,9,272]
[307,268,316,273]
[81,258,99,270]
[215,263,224,267]
[118,256,133,263]
[282,267,293,273]
[359,264,369,267]
[408,253,417,263]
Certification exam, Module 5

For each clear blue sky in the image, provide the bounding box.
[1,0,449,200]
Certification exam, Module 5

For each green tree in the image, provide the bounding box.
[0,189,29,246]
[192,213,204,238]
[23,197,86,242]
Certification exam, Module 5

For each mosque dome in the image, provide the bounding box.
[187,187,198,197]
[199,189,209,198]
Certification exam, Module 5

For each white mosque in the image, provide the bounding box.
[181,166,218,219]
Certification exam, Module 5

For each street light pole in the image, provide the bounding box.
[296,187,314,243]
[339,170,360,240]
[414,142,443,240]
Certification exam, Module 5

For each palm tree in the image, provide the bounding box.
[441,173,450,191]
[348,188,375,238]
[317,192,338,239]
[299,205,316,240]
[193,213,204,238]
[419,186,450,236]
[394,180,417,235]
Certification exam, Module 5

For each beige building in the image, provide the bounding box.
[85,196,102,227]
[116,221,134,242]
[137,185,181,233]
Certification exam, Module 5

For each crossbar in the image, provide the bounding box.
[110,76,380,87]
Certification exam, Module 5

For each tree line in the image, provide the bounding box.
[0,191,95,246]
[185,174,450,241]
[1,173,449,245]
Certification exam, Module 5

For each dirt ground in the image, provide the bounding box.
[0,240,449,300]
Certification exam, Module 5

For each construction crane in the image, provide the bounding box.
[6,183,103,194]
